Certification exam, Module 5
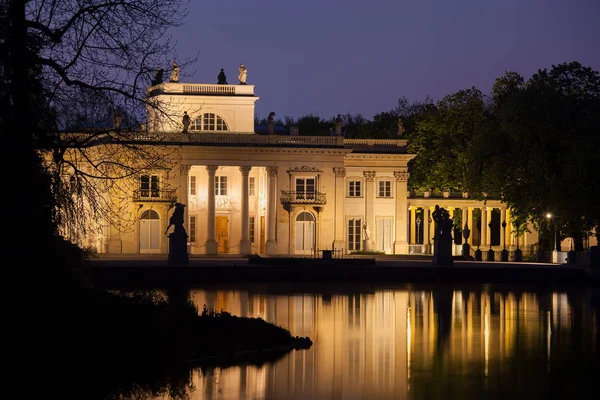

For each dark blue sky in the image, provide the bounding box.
[169,0,600,120]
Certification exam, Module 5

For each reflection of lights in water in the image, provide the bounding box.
[547,310,552,371]
[484,305,489,380]
[407,305,412,391]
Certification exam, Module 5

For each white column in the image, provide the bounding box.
[333,167,346,251]
[240,166,252,255]
[487,207,493,247]
[266,166,278,255]
[363,171,376,250]
[393,171,409,254]
[481,207,488,248]
[205,165,218,255]
[500,207,507,249]
[409,207,416,245]
[423,206,430,252]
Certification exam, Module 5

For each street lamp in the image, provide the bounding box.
[501,220,508,261]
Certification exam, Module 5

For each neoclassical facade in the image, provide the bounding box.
[87,79,543,257]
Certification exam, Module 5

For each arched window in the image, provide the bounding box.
[189,113,229,132]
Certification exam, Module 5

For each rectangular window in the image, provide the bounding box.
[249,216,255,243]
[249,177,256,197]
[295,177,316,200]
[348,218,362,251]
[190,216,196,242]
[378,180,392,197]
[190,176,196,196]
[215,176,228,196]
[348,180,362,197]
[140,174,160,197]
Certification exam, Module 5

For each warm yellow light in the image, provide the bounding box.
[546,213,552,219]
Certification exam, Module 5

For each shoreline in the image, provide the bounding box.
[88,259,600,289]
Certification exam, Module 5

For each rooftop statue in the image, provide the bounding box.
[267,112,275,134]
[182,111,190,133]
[217,68,227,84]
[238,63,247,84]
[335,114,343,136]
[151,67,163,86]
[170,61,179,82]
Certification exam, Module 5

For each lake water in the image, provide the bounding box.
[151,283,599,400]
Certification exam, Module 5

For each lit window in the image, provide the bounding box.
[348,180,362,197]
[215,176,228,196]
[190,216,196,242]
[249,216,255,243]
[190,176,196,196]
[378,180,392,197]
[189,113,229,132]
[348,219,362,251]
[249,177,256,197]
[296,177,316,200]
[140,174,160,197]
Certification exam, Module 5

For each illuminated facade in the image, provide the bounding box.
[89,80,547,256]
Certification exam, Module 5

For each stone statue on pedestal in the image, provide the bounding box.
[151,68,163,86]
[217,68,227,84]
[267,112,275,134]
[170,62,179,82]
[165,202,189,265]
[335,114,343,136]
[238,63,247,84]
[432,205,454,266]
[182,111,191,133]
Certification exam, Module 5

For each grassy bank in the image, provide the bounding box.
[45,285,311,399]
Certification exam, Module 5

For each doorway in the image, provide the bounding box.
[216,216,229,254]
[140,209,161,253]
[295,211,315,255]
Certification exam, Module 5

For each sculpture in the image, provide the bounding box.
[267,112,275,134]
[432,205,454,266]
[170,61,179,82]
[238,63,247,84]
[217,68,227,84]
[182,111,191,133]
[363,221,371,241]
[151,68,163,86]
[335,114,343,135]
[165,202,186,235]
[397,118,405,136]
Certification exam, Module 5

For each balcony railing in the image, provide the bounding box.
[133,188,177,203]
[280,191,326,205]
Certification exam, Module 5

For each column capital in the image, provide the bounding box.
[206,165,218,175]
[363,171,376,182]
[333,167,346,178]
[239,166,252,176]
[266,166,278,177]
[394,171,409,182]
[180,164,192,175]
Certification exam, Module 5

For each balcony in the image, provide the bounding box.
[133,188,177,203]
[280,191,326,205]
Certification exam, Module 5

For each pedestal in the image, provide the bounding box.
[433,236,453,266]
[363,239,372,252]
[475,248,482,261]
[461,243,471,259]
[501,249,509,262]
[486,249,495,261]
[168,231,189,265]
[206,239,218,255]
[590,246,599,268]
[514,248,523,262]
[567,250,576,264]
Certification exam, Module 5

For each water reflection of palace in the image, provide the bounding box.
[164,287,598,400]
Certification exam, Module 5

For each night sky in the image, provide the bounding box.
[169,0,600,120]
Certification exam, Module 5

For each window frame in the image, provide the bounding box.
[347,179,363,198]
[377,179,392,198]
[215,175,228,196]
[347,218,362,251]
[249,176,256,197]
[189,113,229,132]
[140,174,160,198]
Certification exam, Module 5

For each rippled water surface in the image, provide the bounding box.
[150,283,599,400]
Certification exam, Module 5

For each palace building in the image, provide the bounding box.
[74,75,554,259]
